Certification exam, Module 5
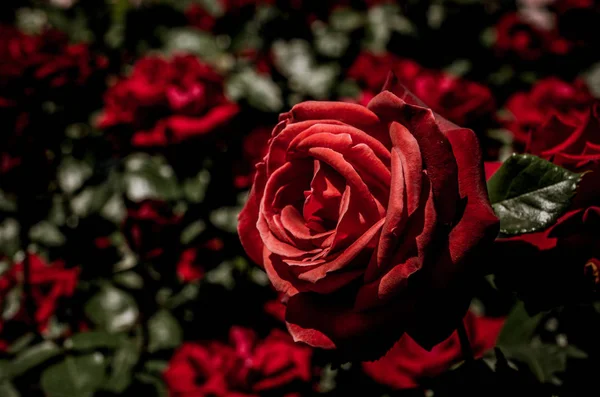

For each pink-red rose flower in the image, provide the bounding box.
[0,254,79,335]
[164,327,312,396]
[98,54,238,147]
[494,13,571,60]
[362,311,505,389]
[238,73,499,360]
[504,77,595,146]
[347,52,495,127]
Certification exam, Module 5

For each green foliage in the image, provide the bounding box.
[497,302,586,384]
[84,284,139,333]
[41,354,107,397]
[8,342,62,378]
[147,310,183,353]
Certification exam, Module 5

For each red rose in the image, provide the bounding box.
[164,327,312,396]
[185,3,217,31]
[504,77,594,145]
[238,73,499,360]
[347,53,495,127]
[0,254,79,333]
[362,311,504,389]
[409,70,496,127]
[177,238,225,282]
[0,26,107,137]
[99,54,238,147]
[494,13,571,60]
[123,200,182,264]
[526,102,600,170]
[347,53,421,97]
[234,127,272,189]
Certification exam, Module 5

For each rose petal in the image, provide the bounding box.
[368,90,459,225]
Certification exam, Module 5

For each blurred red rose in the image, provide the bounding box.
[362,311,505,389]
[99,54,238,147]
[238,73,498,360]
[164,327,312,396]
[409,70,496,127]
[504,77,594,145]
[0,25,107,137]
[494,13,571,60]
[347,52,495,127]
[0,254,79,333]
[526,102,600,170]
[185,3,217,31]
[347,52,421,97]
[123,200,182,264]
[234,127,272,189]
[177,238,225,282]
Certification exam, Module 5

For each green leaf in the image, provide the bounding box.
[314,29,350,58]
[497,301,545,349]
[58,158,93,194]
[162,28,220,59]
[147,310,183,353]
[182,170,210,203]
[124,154,181,202]
[103,339,139,394]
[500,343,573,384]
[0,190,17,212]
[496,302,586,384]
[114,271,144,290]
[9,341,62,378]
[0,218,20,258]
[41,354,106,397]
[180,221,206,245]
[6,333,35,355]
[84,284,139,333]
[144,360,169,374]
[2,287,21,322]
[0,381,19,397]
[135,373,169,397]
[225,69,283,112]
[109,0,130,25]
[487,154,582,235]
[29,221,66,247]
[67,331,123,352]
[330,8,365,32]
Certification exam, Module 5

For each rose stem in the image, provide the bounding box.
[457,320,474,363]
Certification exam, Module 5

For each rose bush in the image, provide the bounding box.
[238,73,499,359]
